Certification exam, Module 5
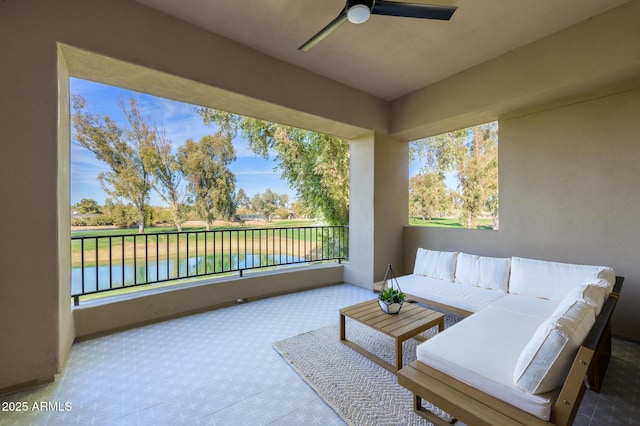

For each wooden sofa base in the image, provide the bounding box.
[399,346,593,426]
[398,277,623,426]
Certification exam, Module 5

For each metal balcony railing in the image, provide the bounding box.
[71,225,348,305]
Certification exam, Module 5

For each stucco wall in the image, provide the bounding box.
[0,0,384,391]
[390,0,640,141]
[345,133,376,287]
[403,86,640,340]
[73,265,344,339]
[0,6,61,391]
[373,133,408,281]
[345,132,408,287]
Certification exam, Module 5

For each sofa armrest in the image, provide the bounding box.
[582,275,623,392]
[583,278,622,351]
[551,276,623,425]
[610,275,623,298]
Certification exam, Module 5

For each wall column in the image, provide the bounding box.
[345,132,408,289]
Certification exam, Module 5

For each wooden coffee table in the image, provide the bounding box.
[339,299,445,373]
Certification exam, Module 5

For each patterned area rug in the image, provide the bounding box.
[273,313,462,426]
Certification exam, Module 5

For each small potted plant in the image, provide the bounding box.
[378,287,404,314]
[378,264,406,314]
[378,287,406,314]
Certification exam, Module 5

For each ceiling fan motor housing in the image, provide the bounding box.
[347,0,375,24]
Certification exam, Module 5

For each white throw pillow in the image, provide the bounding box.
[584,277,616,294]
[513,299,596,394]
[455,252,510,292]
[559,283,608,315]
[509,257,615,301]
[413,248,458,282]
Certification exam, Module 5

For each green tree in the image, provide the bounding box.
[290,200,309,219]
[73,95,189,232]
[110,203,140,228]
[410,129,465,178]
[72,95,152,233]
[275,207,291,220]
[251,188,285,223]
[410,122,498,229]
[74,198,102,214]
[409,172,450,220]
[235,188,251,210]
[234,188,252,218]
[120,97,188,232]
[455,123,498,229]
[196,108,349,225]
[178,135,237,230]
[139,124,188,232]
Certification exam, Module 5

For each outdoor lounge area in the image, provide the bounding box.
[2,0,640,425]
[0,284,638,425]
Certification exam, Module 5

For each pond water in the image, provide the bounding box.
[72,252,304,295]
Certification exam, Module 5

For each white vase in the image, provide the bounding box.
[379,299,402,314]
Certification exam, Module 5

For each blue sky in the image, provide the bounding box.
[70,78,297,207]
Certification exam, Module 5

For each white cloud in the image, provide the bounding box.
[234,168,278,176]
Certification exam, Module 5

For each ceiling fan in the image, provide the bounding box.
[298,0,458,51]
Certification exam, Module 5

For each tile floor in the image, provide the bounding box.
[1,283,638,425]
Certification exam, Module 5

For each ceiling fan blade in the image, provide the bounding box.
[371,1,457,20]
[298,9,348,51]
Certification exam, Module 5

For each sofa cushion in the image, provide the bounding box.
[396,274,507,313]
[416,304,555,420]
[513,299,596,394]
[509,257,615,301]
[455,252,511,292]
[413,248,458,282]
[488,294,558,320]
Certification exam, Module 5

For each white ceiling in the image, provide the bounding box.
[135,0,630,101]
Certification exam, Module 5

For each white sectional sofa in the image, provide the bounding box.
[396,249,623,426]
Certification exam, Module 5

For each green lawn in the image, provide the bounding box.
[71,219,346,268]
[409,217,495,230]
[71,218,321,238]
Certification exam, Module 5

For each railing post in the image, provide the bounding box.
[80,238,85,296]
[95,236,99,291]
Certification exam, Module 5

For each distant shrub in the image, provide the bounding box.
[152,207,174,225]
[90,215,114,226]
[71,215,114,226]
[111,205,139,228]
[71,217,89,226]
